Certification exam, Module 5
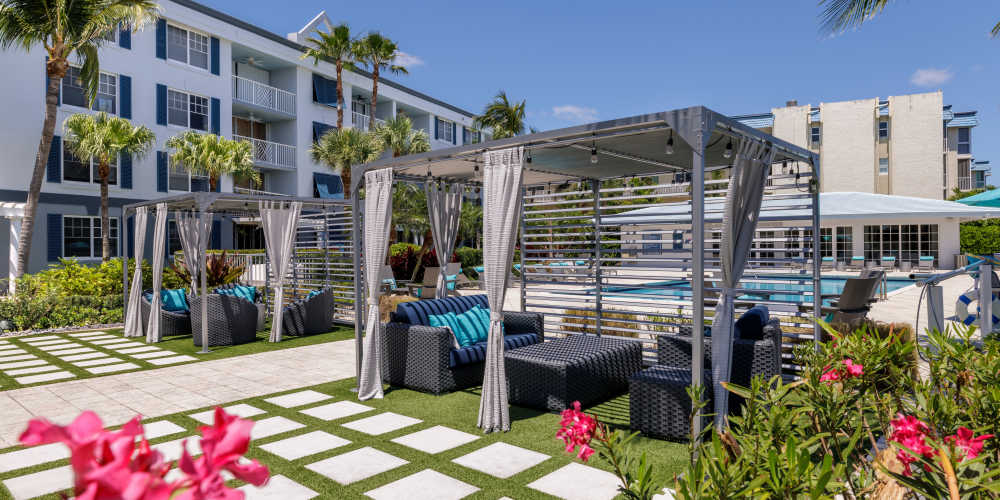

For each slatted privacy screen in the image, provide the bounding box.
[520,165,818,375]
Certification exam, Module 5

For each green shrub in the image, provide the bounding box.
[960,219,1000,255]
[455,247,482,273]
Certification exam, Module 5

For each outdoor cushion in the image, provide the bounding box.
[216,285,256,303]
[467,305,495,343]
[161,288,188,313]
[449,333,540,368]
[393,295,489,326]
[307,289,322,299]
[446,274,458,291]
[919,255,935,261]
[735,305,769,340]
[429,311,473,347]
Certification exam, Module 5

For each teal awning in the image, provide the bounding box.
[957,188,1000,208]
[313,173,344,199]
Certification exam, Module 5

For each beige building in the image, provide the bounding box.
[734,91,979,199]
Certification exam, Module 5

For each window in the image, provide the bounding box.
[672,231,684,250]
[958,127,970,155]
[63,216,118,259]
[878,120,889,139]
[879,158,889,175]
[167,221,182,255]
[167,157,208,192]
[642,233,661,255]
[167,89,208,130]
[463,127,481,145]
[819,228,833,258]
[865,224,936,264]
[835,226,852,262]
[61,66,116,113]
[167,24,209,70]
[94,73,117,114]
[436,117,453,142]
[810,126,821,146]
[62,142,117,184]
[753,231,775,266]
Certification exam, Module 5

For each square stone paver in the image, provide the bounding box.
[85,362,140,374]
[0,349,28,357]
[0,443,69,473]
[527,462,621,500]
[264,390,333,408]
[305,446,408,485]
[21,336,63,343]
[47,347,95,356]
[72,357,123,367]
[189,403,266,424]
[452,442,549,479]
[239,474,318,500]
[33,342,80,351]
[4,364,61,376]
[77,335,116,341]
[391,425,479,454]
[69,331,107,337]
[0,354,34,363]
[104,342,147,350]
[116,346,162,354]
[0,359,46,370]
[147,355,198,366]
[2,464,72,499]
[250,416,305,440]
[14,371,75,385]
[341,412,422,436]
[61,352,109,362]
[144,420,186,439]
[90,338,132,345]
[154,436,202,462]
[259,430,350,460]
[365,469,479,500]
[299,401,373,421]
[131,350,176,359]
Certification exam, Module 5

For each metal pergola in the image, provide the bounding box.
[350,106,820,431]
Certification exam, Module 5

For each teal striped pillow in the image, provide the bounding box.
[468,305,495,343]
[429,312,471,347]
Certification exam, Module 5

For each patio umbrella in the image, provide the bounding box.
[956,188,1000,208]
[123,206,148,338]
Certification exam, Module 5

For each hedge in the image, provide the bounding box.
[960,219,1000,255]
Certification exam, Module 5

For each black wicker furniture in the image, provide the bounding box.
[282,288,334,336]
[382,294,544,395]
[215,283,266,331]
[189,293,258,347]
[629,367,712,441]
[505,335,643,412]
[140,290,191,337]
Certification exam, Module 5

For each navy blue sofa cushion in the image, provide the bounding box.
[449,332,539,368]
[394,295,489,326]
[735,305,770,340]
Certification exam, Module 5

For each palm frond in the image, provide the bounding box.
[993,20,1000,38]
[63,111,156,166]
[474,90,526,139]
[819,0,894,34]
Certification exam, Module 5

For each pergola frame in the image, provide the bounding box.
[350,106,819,433]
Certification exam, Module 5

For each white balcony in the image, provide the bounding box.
[234,135,296,170]
[233,75,295,116]
[352,111,385,131]
[233,186,290,197]
[958,176,972,191]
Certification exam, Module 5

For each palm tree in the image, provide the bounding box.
[310,127,383,199]
[376,115,430,158]
[354,32,408,122]
[474,90,526,140]
[63,112,154,260]
[458,204,483,248]
[0,0,159,278]
[820,0,999,36]
[166,131,258,192]
[301,23,356,128]
[391,182,428,245]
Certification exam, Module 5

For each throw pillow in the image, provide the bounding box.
[735,305,769,340]
[161,288,188,312]
[455,307,487,346]
[307,289,322,299]
[468,305,497,343]
[429,312,470,347]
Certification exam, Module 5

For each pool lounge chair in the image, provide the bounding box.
[823,275,882,325]
[820,256,835,271]
[845,256,865,271]
[880,256,896,270]
[918,256,935,271]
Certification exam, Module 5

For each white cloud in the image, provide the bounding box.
[552,105,598,122]
[393,51,424,68]
[910,68,953,87]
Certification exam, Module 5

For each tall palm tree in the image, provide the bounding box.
[0,0,159,278]
[354,32,408,122]
[820,0,999,36]
[166,131,258,192]
[458,204,483,248]
[301,23,356,128]
[474,90,526,139]
[375,115,430,158]
[310,127,383,199]
[63,112,154,260]
[391,182,427,245]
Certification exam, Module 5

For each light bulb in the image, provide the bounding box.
[665,132,674,155]
[526,152,532,164]
[723,140,733,159]
[781,160,788,175]
[590,148,598,164]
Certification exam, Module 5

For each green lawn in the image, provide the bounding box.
[0,378,689,499]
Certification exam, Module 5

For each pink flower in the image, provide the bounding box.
[556,401,599,462]
[891,414,929,439]
[843,359,864,377]
[889,414,937,477]
[173,407,269,499]
[819,359,863,384]
[819,367,840,382]
[945,427,994,461]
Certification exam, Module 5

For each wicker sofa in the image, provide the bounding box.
[189,293,258,347]
[140,289,191,337]
[382,294,544,394]
[215,283,266,331]
[282,288,334,336]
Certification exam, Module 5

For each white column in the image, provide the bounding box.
[8,217,21,295]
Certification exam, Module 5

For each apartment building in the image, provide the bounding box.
[0,1,484,275]
[733,91,979,200]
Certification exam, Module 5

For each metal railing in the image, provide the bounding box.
[233,135,296,170]
[351,111,386,131]
[958,177,972,191]
[232,75,295,115]
[233,186,290,197]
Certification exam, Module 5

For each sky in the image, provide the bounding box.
[212,0,998,177]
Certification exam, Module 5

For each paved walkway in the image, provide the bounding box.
[0,339,356,448]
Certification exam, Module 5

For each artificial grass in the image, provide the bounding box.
[0,326,355,391]
[0,378,689,499]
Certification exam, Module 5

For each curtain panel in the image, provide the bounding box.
[426,182,464,298]
[358,168,394,400]
[260,201,303,342]
[123,207,148,338]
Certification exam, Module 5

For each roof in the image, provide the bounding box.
[736,101,976,129]
[171,0,477,119]
[603,192,1000,225]
[947,111,980,128]
[972,160,991,172]
[957,188,1000,208]
[731,113,773,128]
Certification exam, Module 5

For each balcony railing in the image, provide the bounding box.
[352,111,386,131]
[233,186,290,197]
[233,75,296,115]
[234,135,296,170]
[958,176,972,191]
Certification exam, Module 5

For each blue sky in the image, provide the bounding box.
[215,0,998,176]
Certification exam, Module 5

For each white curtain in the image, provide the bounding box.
[426,182,463,298]
[358,168,394,400]
[710,138,774,428]
[146,203,168,342]
[260,200,302,343]
[123,207,148,338]
[478,147,524,433]
[176,211,213,348]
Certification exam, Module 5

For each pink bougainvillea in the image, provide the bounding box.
[557,401,599,462]
[820,358,864,383]
[945,427,994,462]
[890,414,936,477]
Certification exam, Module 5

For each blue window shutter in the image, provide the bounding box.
[156,151,167,192]
[214,176,221,192]
[47,135,61,183]
[451,122,457,145]
[326,78,337,106]
[47,213,62,261]
[210,37,220,75]
[120,152,132,189]
[119,23,131,49]
[127,216,134,257]
[156,84,167,125]
[210,98,220,135]
[462,127,468,144]
[119,75,131,119]
[434,118,439,140]
[312,74,323,103]
[211,220,221,249]
[155,19,166,59]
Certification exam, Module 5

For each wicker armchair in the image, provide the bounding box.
[188,294,258,347]
[382,294,544,394]
[282,288,334,336]
[215,283,266,331]
[140,290,191,337]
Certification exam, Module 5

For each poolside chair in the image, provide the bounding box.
[823,276,882,324]
[282,287,334,336]
[820,256,835,272]
[880,256,897,271]
[379,265,407,295]
[918,256,935,271]
[847,256,865,272]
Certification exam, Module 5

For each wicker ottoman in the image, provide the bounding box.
[629,366,712,441]
[505,335,642,412]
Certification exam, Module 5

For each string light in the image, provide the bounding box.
[665,130,674,155]
[723,140,733,159]
[590,142,599,164]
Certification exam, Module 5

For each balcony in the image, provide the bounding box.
[958,176,972,191]
[234,135,296,170]
[232,75,295,117]
[233,186,290,197]
[352,111,385,132]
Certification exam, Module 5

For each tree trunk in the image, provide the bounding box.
[98,160,111,261]
[335,60,344,129]
[370,67,379,126]
[16,59,67,279]
[341,164,352,200]
[410,228,432,282]
[209,175,217,192]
